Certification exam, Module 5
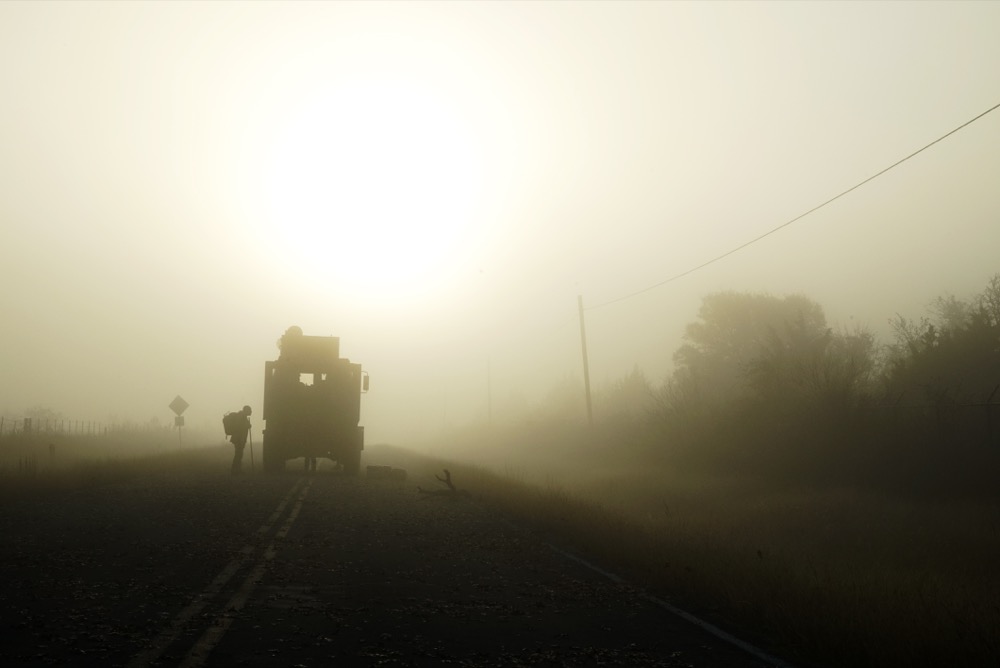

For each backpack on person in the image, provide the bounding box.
[222,411,241,437]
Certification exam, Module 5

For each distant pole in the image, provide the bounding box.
[577,295,594,426]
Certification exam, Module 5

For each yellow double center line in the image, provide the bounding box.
[128,477,313,668]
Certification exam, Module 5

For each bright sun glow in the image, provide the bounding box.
[261,78,485,304]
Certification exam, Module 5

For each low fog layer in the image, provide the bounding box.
[2,2,999,445]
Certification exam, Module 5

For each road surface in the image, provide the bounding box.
[0,461,783,667]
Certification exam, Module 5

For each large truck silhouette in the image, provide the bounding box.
[262,326,368,473]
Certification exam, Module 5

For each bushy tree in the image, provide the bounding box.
[748,323,880,410]
[672,291,829,406]
[885,275,1000,406]
[659,291,882,463]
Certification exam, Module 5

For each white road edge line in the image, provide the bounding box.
[127,477,306,668]
[546,543,797,668]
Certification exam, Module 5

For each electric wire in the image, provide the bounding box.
[586,100,1000,311]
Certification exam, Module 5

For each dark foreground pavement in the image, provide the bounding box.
[0,463,779,667]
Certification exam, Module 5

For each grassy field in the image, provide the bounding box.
[0,429,230,501]
[4,433,997,667]
[404,429,1000,668]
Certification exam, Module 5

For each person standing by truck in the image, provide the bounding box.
[224,405,252,474]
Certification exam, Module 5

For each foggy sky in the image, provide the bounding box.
[2,1,999,444]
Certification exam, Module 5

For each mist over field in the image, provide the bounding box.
[4,6,999,662]
[2,2,999,452]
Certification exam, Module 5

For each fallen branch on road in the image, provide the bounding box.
[417,469,470,498]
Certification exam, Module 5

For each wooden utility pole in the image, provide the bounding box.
[577,295,594,426]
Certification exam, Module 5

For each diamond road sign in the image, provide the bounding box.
[169,395,189,416]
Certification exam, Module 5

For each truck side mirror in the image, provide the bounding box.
[362,372,370,393]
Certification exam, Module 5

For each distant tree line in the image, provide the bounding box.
[531,273,1000,498]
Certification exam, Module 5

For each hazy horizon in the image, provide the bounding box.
[2,1,999,443]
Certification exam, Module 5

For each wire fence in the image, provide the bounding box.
[0,417,166,440]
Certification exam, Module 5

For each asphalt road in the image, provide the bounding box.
[0,462,781,667]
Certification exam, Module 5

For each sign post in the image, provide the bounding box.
[169,395,189,448]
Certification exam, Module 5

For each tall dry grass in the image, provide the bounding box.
[0,430,230,502]
[399,422,1000,668]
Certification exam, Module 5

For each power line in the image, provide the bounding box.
[587,100,1000,311]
